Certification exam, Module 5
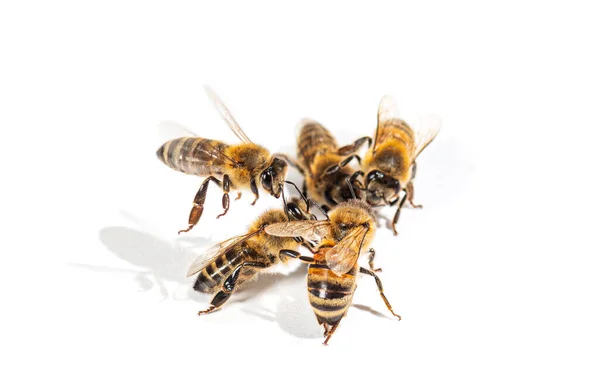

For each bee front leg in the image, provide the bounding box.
[179,176,222,234]
[279,249,316,264]
[198,261,269,316]
[367,248,382,272]
[250,179,260,205]
[406,181,422,209]
[359,267,401,321]
[391,193,408,236]
[216,174,231,219]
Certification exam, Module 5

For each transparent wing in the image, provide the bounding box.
[265,220,331,242]
[412,114,442,160]
[373,95,401,153]
[325,226,367,275]
[156,120,199,146]
[204,85,254,144]
[186,230,261,277]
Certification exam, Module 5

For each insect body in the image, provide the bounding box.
[188,198,314,315]
[362,96,441,235]
[295,119,370,210]
[156,87,288,234]
[268,199,401,345]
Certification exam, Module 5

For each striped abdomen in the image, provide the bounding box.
[193,246,259,294]
[307,252,358,326]
[375,120,415,156]
[297,121,338,172]
[156,137,229,176]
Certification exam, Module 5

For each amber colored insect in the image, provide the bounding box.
[362,95,441,235]
[188,197,316,315]
[267,199,401,345]
[156,86,288,234]
[292,119,370,211]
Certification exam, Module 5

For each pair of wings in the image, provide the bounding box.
[158,86,254,165]
[265,221,369,276]
[374,95,442,161]
[186,227,263,277]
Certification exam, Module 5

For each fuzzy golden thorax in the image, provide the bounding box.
[248,208,300,262]
[328,199,376,248]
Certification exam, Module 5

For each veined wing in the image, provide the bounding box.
[411,114,442,160]
[204,85,254,144]
[373,95,403,153]
[265,220,331,243]
[325,225,368,276]
[186,229,262,277]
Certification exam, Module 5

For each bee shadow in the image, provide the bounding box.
[242,265,323,339]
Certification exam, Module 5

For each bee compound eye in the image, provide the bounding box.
[260,168,273,191]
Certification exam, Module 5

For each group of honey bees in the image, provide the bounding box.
[156,87,440,345]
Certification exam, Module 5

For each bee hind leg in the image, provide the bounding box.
[198,261,269,316]
[367,248,382,272]
[179,176,222,234]
[323,320,342,346]
[359,267,401,321]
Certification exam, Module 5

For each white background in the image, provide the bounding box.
[1,1,599,384]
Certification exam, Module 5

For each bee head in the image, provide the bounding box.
[365,170,400,206]
[260,157,288,198]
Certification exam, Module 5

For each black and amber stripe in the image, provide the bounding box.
[193,248,244,293]
[307,261,358,326]
[377,120,415,151]
[297,121,338,170]
[156,137,229,176]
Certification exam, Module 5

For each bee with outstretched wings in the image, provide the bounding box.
[156,86,289,234]
[362,95,441,235]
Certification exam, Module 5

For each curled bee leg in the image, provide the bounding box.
[359,267,401,321]
[180,176,223,234]
[336,136,372,156]
[323,154,362,175]
[235,192,242,201]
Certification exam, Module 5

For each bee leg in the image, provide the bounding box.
[322,324,330,337]
[391,193,408,236]
[359,267,401,321]
[367,248,382,272]
[216,174,231,219]
[198,261,269,316]
[235,192,243,201]
[406,182,422,209]
[323,155,362,175]
[337,136,372,156]
[323,320,342,345]
[279,250,316,264]
[250,179,260,205]
[179,176,222,234]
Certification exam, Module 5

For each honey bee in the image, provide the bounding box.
[362,96,441,235]
[266,199,401,345]
[187,196,316,315]
[156,86,288,234]
[294,119,370,211]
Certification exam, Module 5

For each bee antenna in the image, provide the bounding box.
[281,184,292,221]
